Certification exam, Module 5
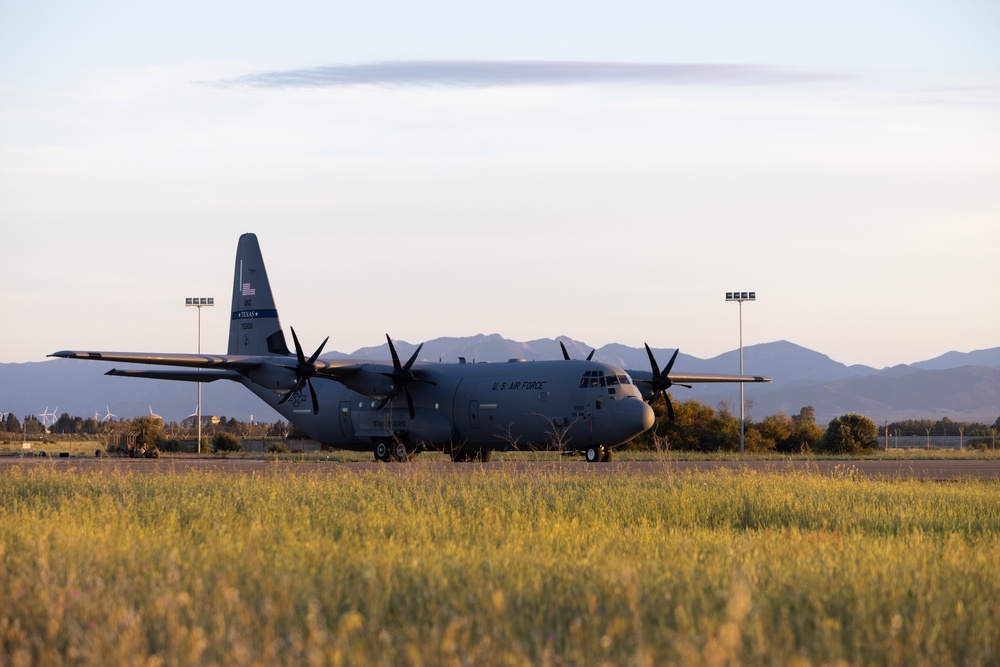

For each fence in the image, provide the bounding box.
[876,434,997,450]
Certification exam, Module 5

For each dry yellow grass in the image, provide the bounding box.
[1,465,997,665]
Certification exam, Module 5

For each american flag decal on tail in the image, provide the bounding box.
[242,283,256,296]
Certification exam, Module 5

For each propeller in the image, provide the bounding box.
[377,334,437,419]
[277,327,329,414]
[640,344,692,420]
[560,341,595,361]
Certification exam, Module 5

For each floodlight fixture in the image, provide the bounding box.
[726,291,757,455]
[185,297,214,453]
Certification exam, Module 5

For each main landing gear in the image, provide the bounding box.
[373,438,413,462]
[449,446,493,463]
[585,445,613,463]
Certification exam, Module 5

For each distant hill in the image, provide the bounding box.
[684,365,1000,426]
[2,338,997,426]
[911,348,1000,371]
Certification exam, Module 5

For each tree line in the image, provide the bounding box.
[0,412,289,439]
[634,401,1000,454]
[885,417,1000,437]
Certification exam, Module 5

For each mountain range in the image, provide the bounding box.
[2,337,998,427]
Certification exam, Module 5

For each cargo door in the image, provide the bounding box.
[339,401,359,442]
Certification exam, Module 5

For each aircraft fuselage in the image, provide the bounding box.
[242,357,654,458]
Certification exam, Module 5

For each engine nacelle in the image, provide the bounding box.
[335,364,399,399]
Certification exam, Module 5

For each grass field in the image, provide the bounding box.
[1,465,998,665]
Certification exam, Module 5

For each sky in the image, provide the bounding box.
[1,1,998,369]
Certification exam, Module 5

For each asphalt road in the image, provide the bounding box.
[2,457,1000,481]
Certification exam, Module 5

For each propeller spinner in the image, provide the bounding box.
[276,327,329,414]
[377,334,437,419]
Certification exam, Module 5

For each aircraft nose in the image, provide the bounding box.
[619,397,655,435]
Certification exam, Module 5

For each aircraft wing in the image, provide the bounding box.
[668,372,771,384]
[628,368,771,406]
[628,369,771,385]
[48,350,267,371]
[49,349,368,388]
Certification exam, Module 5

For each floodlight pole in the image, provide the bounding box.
[726,291,756,455]
[186,297,214,453]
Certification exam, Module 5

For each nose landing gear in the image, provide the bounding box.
[585,445,613,463]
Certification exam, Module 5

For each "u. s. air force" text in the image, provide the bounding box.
[491,380,547,391]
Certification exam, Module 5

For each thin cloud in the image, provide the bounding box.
[220,61,848,89]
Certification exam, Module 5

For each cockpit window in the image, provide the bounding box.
[578,370,606,388]
[618,374,633,386]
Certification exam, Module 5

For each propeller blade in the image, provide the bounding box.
[663,348,679,375]
[404,343,423,371]
[644,343,661,377]
[308,337,329,364]
[278,377,306,405]
[386,334,402,370]
[404,388,416,420]
[307,379,319,414]
[562,341,596,361]
[291,327,306,364]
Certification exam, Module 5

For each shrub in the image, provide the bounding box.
[819,413,879,454]
[211,432,241,453]
[266,441,288,454]
[159,438,182,453]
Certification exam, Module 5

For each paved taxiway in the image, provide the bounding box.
[2,457,999,481]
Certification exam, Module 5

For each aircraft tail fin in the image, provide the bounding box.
[228,233,290,356]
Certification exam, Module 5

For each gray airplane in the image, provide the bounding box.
[50,233,770,462]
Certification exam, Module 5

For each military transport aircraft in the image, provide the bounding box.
[50,233,770,462]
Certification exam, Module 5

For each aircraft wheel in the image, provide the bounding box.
[450,445,491,462]
[374,440,392,462]
[601,447,613,462]
[585,446,605,463]
[393,441,412,462]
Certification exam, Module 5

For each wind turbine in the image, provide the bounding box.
[148,406,163,420]
[101,406,118,422]
[37,406,58,427]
